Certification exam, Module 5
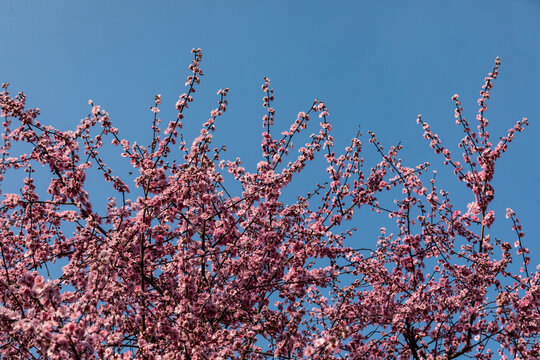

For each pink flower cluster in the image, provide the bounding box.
[0,52,537,359]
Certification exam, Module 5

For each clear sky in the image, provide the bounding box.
[2,0,539,284]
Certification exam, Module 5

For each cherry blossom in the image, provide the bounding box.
[0,52,537,359]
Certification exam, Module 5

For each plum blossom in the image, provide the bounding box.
[0,53,536,359]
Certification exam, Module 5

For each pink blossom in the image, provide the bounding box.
[2,193,20,206]
[467,201,481,215]
[0,53,535,359]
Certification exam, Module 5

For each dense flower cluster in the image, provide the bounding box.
[0,51,537,359]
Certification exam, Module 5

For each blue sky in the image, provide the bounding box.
[2,0,539,281]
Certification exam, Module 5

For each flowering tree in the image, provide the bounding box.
[0,50,537,359]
